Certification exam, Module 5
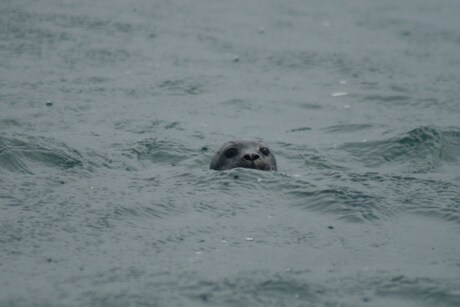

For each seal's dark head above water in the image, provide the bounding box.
[210,140,277,171]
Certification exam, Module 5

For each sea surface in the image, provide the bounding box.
[1,0,460,306]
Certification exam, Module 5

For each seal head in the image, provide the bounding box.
[210,140,277,171]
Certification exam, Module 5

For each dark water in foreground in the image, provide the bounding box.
[1,0,460,306]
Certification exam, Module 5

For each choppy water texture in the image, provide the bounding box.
[1,0,460,306]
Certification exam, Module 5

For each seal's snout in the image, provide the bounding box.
[243,153,260,161]
[210,140,277,171]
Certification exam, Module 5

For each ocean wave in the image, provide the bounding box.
[340,126,460,173]
[286,184,392,223]
[0,134,83,174]
[283,169,460,223]
[128,138,192,166]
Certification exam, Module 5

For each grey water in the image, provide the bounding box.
[1,0,460,306]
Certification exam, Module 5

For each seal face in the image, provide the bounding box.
[210,140,277,171]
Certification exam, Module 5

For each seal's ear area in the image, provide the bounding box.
[209,149,221,170]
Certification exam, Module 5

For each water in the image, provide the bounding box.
[1,0,460,306]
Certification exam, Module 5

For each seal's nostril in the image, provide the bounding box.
[243,153,260,161]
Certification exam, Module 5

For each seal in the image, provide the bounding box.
[210,140,277,171]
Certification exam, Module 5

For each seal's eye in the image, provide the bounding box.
[224,148,238,159]
[260,147,270,156]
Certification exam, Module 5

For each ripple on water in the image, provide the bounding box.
[374,274,460,307]
[108,167,280,225]
[322,123,377,133]
[284,162,460,223]
[0,134,83,174]
[157,79,206,96]
[340,126,460,173]
[183,271,325,306]
[279,126,460,223]
[177,270,460,306]
[286,185,392,223]
[189,168,283,216]
[390,176,460,223]
[128,138,192,166]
